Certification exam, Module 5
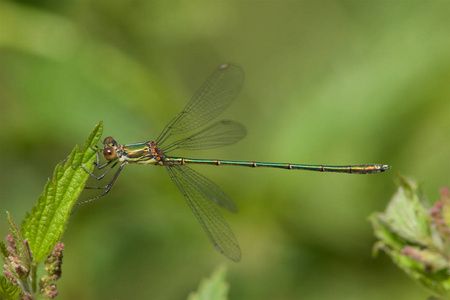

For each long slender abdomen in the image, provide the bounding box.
[164,157,391,174]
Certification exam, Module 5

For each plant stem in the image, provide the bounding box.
[30,264,37,295]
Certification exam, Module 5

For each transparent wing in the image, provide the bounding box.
[162,120,246,153]
[157,64,245,145]
[166,165,241,261]
[165,162,239,213]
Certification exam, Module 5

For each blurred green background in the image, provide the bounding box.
[0,1,448,299]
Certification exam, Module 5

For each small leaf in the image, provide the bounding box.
[370,174,450,298]
[0,276,20,300]
[187,265,229,300]
[21,122,103,263]
[6,212,32,275]
[382,174,431,245]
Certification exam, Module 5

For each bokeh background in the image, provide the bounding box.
[1,1,448,299]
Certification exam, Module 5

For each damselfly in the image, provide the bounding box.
[78,64,390,261]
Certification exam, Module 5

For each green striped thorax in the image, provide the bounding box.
[101,136,162,165]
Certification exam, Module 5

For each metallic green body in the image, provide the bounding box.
[163,157,389,174]
[119,142,390,174]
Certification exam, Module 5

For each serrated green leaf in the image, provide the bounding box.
[0,276,20,300]
[21,122,103,264]
[187,265,229,300]
[82,121,105,152]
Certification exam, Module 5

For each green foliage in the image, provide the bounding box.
[0,213,33,297]
[21,122,103,264]
[0,276,20,300]
[0,122,103,299]
[187,265,229,300]
[370,175,450,298]
[6,212,32,278]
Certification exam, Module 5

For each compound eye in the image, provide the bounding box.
[103,136,117,147]
[103,146,117,160]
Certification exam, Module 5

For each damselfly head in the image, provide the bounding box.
[102,136,118,161]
